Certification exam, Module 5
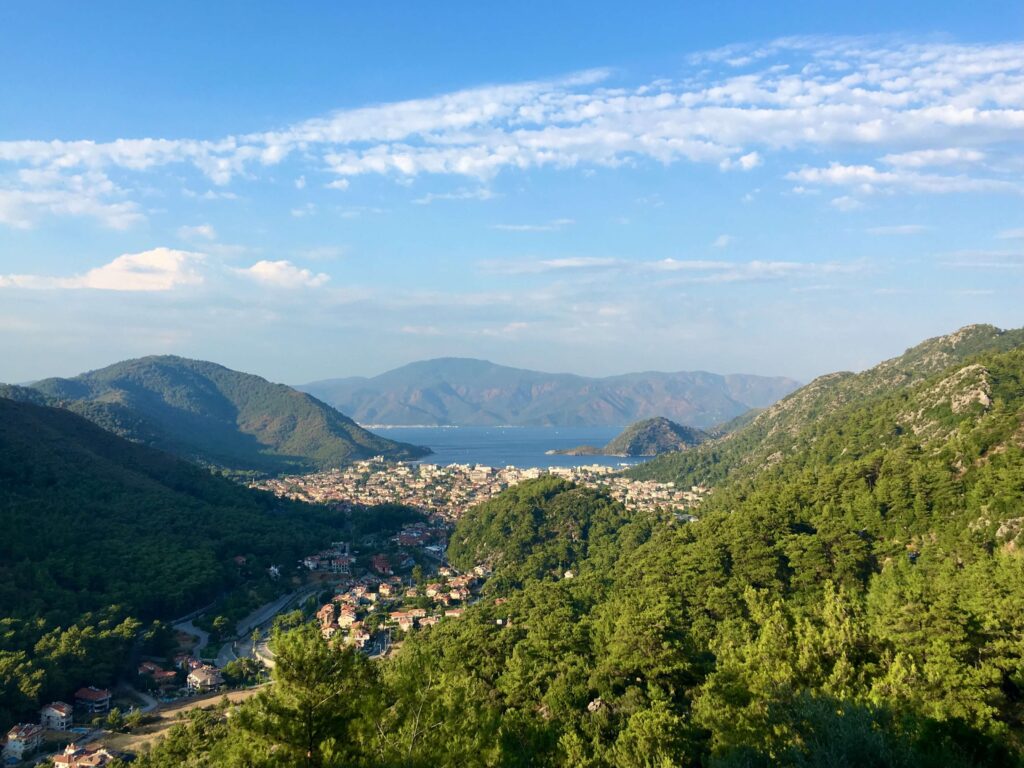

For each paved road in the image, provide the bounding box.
[216,641,238,668]
[235,586,319,638]
[172,619,210,655]
[130,686,160,713]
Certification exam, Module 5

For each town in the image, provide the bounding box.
[251,458,709,521]
[3,461,705,765]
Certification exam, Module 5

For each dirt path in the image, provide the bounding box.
[100,687,264,754]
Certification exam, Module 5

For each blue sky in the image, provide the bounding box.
[1,1,1023,384]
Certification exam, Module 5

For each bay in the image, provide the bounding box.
[369,425,650,470]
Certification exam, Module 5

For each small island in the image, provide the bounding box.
[548,416,709,457]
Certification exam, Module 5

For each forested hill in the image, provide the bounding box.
[628,323,1024,487]
[13,355,428,473]
[299,357,799,428]
[0,396,341,623]
[132,331,1024,765]
[552,416,709,456]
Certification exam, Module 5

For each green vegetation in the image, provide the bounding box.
[125,325,1024,765]
[14,354,429,473]
[551,416,708,457]
[300,357,799,428]
[629,323,1024,487]
[0,397,353,729]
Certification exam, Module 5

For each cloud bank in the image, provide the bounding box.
[2,37,1022,226]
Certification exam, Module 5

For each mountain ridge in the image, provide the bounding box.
[627,323,1024,486]
[6,355,429,473]
[299,357,800,428]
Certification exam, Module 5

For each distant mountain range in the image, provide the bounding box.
[1,356,428,473]
[550,416,709,457]
[628,323,1024,487]
[299,358,800,429]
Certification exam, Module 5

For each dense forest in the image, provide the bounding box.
[5,354,428,473]
[0,397,357,729]
[126,326,1024,766]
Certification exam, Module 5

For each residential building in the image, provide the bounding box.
[40,701,73,731]
[53,743,118,767]
[187,665,224,694]
[74,687,111,714]
[3,723,43,761]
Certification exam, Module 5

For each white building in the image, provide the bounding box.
[3,723,43,761]
[40,701,74,731]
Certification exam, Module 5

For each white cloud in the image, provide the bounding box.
[830,196,864,211]
[789,162,1019,195]
[413,187,495,205]
[0,170,142,229]
[481,254,859,284]
[0,247,205,291]
[238,260,330,288]
[866,224,927,235]
[294,176,307,189]
[719,151,762,171]
[996,228,1024,239]
[711,234,734,248]
[177,223,217,240]
[400,324,442,335]
[492,218,574,232]
[2,38,1023,225]
[881,148,986,168]
[325,178,349,190]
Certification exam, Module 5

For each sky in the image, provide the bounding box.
[1,1,1023,385]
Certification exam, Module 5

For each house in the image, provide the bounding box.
[316,603,336,628]
[3,723,43,761]
[40,701,74,731]
[74,686,112,714]
[186,665,224,694]
[337,604,358,627]
[173,653,201,671]
[371,554,392,575]
[52,743,117,767]
[345,621,371,650]
[390,611,416,631]
[137,661,178,689]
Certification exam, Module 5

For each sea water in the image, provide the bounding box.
[370,425,650,470]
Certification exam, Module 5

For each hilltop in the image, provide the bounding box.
[299,357,799,428]
[628,323,1024,486]
[9,355,429,473]
[550,416,709,456]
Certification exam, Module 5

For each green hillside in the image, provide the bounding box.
[0,396,345,622]
[21,355,428,473]
[0,397,356,730]
[553,416,709,456]
[65,325,1024,766]
[627,324,1024,487]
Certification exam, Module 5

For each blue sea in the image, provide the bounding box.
[371,426,650,470]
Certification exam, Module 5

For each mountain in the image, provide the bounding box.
[0,396,344,622]
[138,324,1024,765]
[550,416,709,456]
[299,357,800,428]
[628,323,1024,486]
[12,356,429,473]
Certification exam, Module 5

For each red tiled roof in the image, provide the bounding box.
[74,687,111,702]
